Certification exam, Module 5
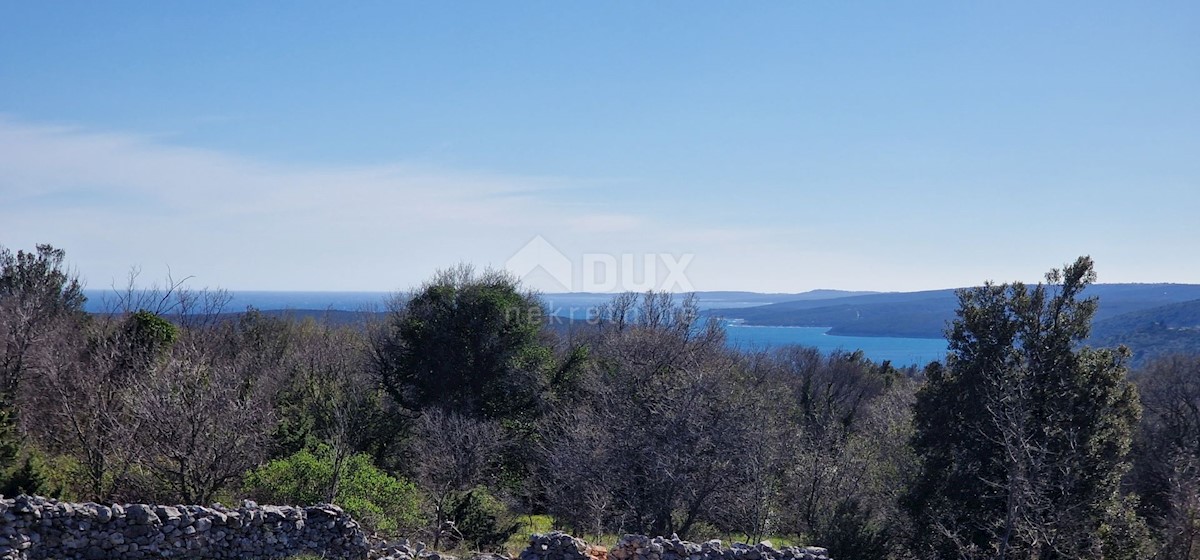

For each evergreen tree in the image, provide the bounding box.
[906,257,1147,559]
[372,265,554,422]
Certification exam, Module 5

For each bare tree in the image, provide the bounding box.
[1132,355,1200,559]
[21,318,144,501]
[541,292,763,539]
[0,244,85,401]
[538,405,620,539]
[132,325,276,504]
[762,348,910,558]
[409,407,511,547]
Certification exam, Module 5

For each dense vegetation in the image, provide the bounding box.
[1091,300,1200,366]
[2,244,1200,560]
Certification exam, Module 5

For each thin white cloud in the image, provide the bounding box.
[0,117,821,292]
[0,117,558,222]
[2,117,1021,293]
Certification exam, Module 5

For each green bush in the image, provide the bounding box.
[447,486,520,552]
[817,500,890,560]
[244,445,422,535]
[0,454,46,497]
[0,447,83,500]
[125,310,179,349]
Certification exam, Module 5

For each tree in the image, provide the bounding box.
[0,244,86,397]
[0,244,85,490]
[764,348,913,559]
[132,316,279,504]
[1130,355,1200,559]
[372,265,555,422]
[263,315,396,504]
[539,292,762,539]
[906,256,1146,559]
[23,311,177,501]
[408,408,511,548]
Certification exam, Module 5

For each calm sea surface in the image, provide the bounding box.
[538,294,946,367]
[84,290,946,367]
[723,324,945,367]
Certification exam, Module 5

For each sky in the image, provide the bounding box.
[1,1,1197,293]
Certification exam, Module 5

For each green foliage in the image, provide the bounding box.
[446,486,520,552]
[0,454,45,497]
[505,514,554,553]
[125,310,179,348]
[1098,495,1157,560]
[906,256,1144,557]
[0,448,83,500]
[1090,300,1200,367]
[244,445,422,535]
[818,500,891,560]
[0,244,86,315]
[111,310,180,376]
[376,265,555,422]
[269,411,320,461]
[265,317,402,470]
[0,403,19,477]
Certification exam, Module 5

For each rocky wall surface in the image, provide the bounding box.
[0,495,369,560]
[2,496,831,560]
[518,532,830,560]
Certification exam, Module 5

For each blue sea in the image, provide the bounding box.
[83,290,946,367]
[537,293,947,367]
[723,324,945,367]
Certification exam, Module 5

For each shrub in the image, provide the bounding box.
[244,445,422,535]
[0,448,85,500]
[446,486,520,552]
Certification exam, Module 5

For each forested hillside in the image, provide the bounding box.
[1091,299,1200,366]
[711,284,1200,361]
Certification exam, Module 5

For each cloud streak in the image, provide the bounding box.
[2,117,809,292]
[7,116,1117,294]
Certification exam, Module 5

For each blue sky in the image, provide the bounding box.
[1,1,1197,292]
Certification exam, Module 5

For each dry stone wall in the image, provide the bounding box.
[0,495,369,560]
[518,532,830,560]
[2,496,831,560]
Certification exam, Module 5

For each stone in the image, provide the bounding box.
[0,495,370,560]
[154,505,182,523]
[125,504,156,525]
[596,534,830,560]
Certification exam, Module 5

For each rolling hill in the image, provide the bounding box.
[707,284,1200,340]
[1089,298,1200,366]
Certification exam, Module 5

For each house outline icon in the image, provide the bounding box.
[505,235,573,292]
